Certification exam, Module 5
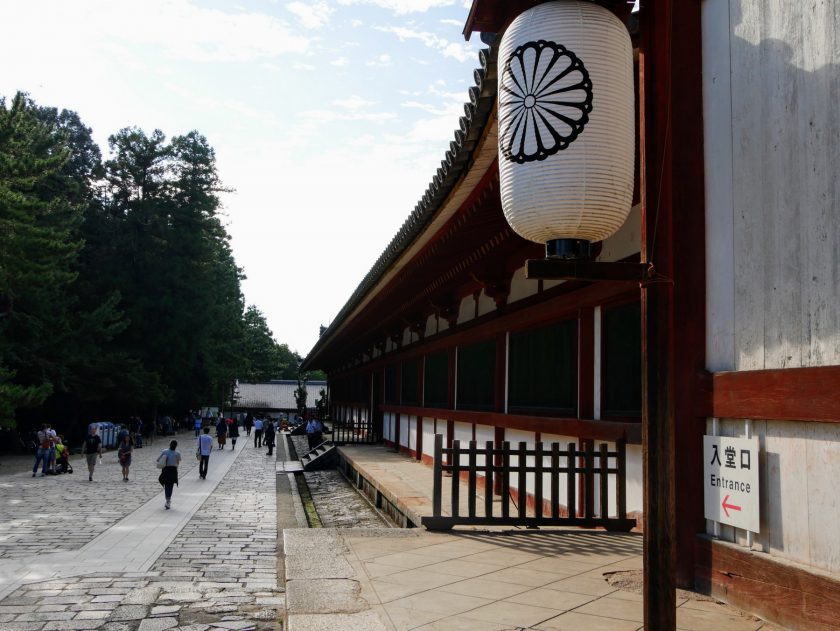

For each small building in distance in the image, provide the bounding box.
[231,380,327,417]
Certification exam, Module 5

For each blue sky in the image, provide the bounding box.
[1,0,483,357]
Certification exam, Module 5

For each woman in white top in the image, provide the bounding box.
[157,440,182,509]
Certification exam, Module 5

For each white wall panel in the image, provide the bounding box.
[422,418,436,459]
[508,265,539,303]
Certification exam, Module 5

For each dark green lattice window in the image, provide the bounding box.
[602,301,642,417]
[423,351,448,408]
[401,360,419,405]
[456,339,496,411]
[508,319,577,414]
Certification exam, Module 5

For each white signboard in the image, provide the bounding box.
[703,435,760,533]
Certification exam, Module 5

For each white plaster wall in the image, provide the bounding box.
[456,294,474,325]
[438,318,449,333]
[474,424,495,469]
[625,444,643,517]
[597,203,641,263]
[400,414,410,448]
[425,314,438,338]
[543,279,564,290]
[382,412,394,442]
[477,291,496,317]
[422,418,436,459]
[453,421,472,467]
[508,265,540,303]
[402,327,412,348]
[507,429,537,499]
[539,433,578,511]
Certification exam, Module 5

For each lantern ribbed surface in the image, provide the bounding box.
[498,0,634,246]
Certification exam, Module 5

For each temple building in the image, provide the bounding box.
[302,2,840,628]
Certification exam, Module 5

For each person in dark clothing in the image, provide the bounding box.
[264,420,276,456]
[244,413,253,437]
[157,440,181,509]
[228,418,239,449]
[216,417,227,450]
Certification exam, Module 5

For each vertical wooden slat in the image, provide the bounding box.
[485,440,494,518]
[617,439,627,519]
[433,434,443,517]
[468,440,477,517]
[502,441,510,518]
[585,441,595,519]
[551,443,560,519]
[567,442,576,521]
[517,442,527,518]
[451,439,461,517]
[535,442,544,520]
[600,443,610,519]
[494,426,505,495]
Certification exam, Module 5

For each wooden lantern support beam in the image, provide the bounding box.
[526,259,652,283]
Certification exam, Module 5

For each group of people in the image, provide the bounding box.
[31,424,73,477]
[30,411,317,511]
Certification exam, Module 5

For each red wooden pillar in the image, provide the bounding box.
[394,362,402,452]
[416,357,424,460]
[578,307,595,420]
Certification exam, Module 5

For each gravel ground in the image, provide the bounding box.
[289,435,388,529]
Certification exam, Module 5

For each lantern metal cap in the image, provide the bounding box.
[546,239,591,260]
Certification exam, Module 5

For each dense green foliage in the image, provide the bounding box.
[0,93,307,429]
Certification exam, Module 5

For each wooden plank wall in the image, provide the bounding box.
[703,0,840,577]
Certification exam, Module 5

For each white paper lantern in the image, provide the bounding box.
[498,0,634,258]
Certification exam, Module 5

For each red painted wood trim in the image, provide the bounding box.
[416,415,422,461]
[707,366,840,423]
[695,536,840,631]
[379,404,641,443]
[329,282,638,379]
[578,307,594,420]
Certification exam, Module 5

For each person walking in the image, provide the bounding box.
[197,427,213,479]
[253,416,264,448]
[194,414,202,437]
[82,425,103,482]
[32,424,51,477]
[305,417,323,450]
[228,418,239,450]
[157,440,181,509]
[118,433,133,481]
[264,419,276,457]
[244,413,253,437]
[216,417,227,450]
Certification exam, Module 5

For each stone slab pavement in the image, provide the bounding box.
[0,431,283,630]
[283,444,785,631]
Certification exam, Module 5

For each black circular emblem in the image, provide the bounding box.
[500,40,593,163]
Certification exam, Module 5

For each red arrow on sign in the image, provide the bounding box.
[722,495,742,518]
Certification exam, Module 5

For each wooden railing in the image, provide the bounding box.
[421,434,636,531]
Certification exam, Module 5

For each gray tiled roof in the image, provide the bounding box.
[232,381,327,410]
[302,42,499,369]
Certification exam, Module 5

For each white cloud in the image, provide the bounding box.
[286,1,334,29]
[350,19,364,27]
[337,0,455,14]
[366,53,393,67]
[331,56,351,67]
[2,0,310,63]
[291,61,317,71]
[333,95,378,110]
[439,18,461,26]
[377,25,474,62]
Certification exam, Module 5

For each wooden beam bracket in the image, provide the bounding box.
[526,259,654,283]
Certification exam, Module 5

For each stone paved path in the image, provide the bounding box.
[0,433,283,630]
